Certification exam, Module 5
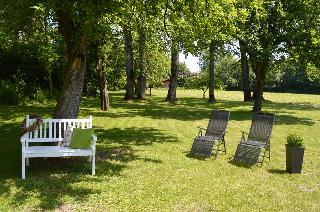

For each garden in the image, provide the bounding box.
[1,0,320,211]
[0,89,319,211]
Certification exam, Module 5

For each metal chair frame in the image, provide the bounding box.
[191,110,231,159]
[236,112,275,166]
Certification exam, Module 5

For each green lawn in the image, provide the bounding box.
[0,89,319,211]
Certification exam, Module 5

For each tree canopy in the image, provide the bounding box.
[0,0,319,113]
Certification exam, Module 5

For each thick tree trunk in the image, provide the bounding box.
[208,41,216,103]
[166,41,179,101]
[137,27,146,100]
[239,40,251,102]
[123,27,135,100]
[53,49,86,118]
[53,8,87,119]
[251,63,265,102]
[252,61,267,112]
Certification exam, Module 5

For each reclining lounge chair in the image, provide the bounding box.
[234,112,275,166]
[190,110,231,158]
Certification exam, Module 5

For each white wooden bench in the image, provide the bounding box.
[20,115,97,179]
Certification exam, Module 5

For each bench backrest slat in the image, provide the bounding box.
[25,115,92,143]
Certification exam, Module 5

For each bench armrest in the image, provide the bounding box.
[21,133,28,143]
[91,134,97,147]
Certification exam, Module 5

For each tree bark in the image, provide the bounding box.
[94,44,109,111]
[239,40,251,102]
[123,27,135,100]
[252,61,267,112]
[48,69,53,96]
[208,41,216,103]
[53,7,87,119]
[137,27,146,100]
[99,76,109,111]
[166,41,179,101]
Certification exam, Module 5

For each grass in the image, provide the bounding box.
[0,88,319,211]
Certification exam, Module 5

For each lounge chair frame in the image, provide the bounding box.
[235,112,275,166]
[191,110,231,158]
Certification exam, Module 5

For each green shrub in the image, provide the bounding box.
[35,89,47,103]
[287,133,304,147]
[0,81,21,105]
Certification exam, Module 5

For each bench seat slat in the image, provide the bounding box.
[25,146,93,158]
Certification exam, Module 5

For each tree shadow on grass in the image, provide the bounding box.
[185,152,208,161]
[82,97,317,126]
[227,157,254,169]
[95,127,179,146]
[0,104,54,121]
[97,145,163,164]
[6,174,101,210]
[268,169,288,174]
[0,122,23,179]
[0,154,127,210]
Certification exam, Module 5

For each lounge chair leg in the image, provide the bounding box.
[223,139,227,154]
[260,149,267,166]
[214,142,220,159]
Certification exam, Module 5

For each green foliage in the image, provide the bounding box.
[287,133,304,147]
[215,54,245,90]
[34,89,48,103]
[146,42,171,88]
[0,81,21,105]
[267,58,320,93]
[305,63,320,83]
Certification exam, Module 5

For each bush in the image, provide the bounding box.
[35,89,47,103]
[0,81,21,105]
[287,133,304,147]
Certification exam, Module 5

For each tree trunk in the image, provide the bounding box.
[94,44,109,111]
[239,40,251,102]
[48,69,53,97]
[252,61,267,112]
[99,77,109,111]
[83,77,88,96]
[53,8,87,119]
[123,27,135,100]
[208,41,216,103]
[137,27,146,100]
[166,41,179,101]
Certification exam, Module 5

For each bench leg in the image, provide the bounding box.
[22,155,26,179]
[92,153,95,176]
[26,158,29,166]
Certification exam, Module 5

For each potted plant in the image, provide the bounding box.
[286,133,305,173]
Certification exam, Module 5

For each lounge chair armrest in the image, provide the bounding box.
[197,127,206,136]
[219,129,227,133]
[241,131,248,141]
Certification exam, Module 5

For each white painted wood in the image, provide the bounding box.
[21,116,96,179]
